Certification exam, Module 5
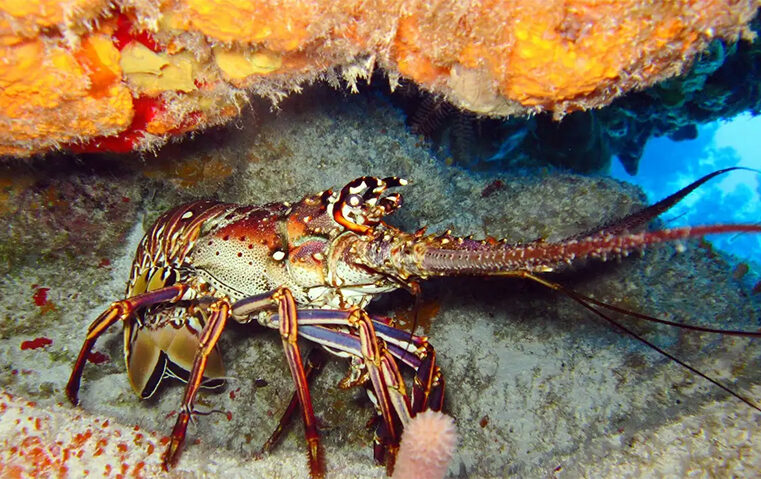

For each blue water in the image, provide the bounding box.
[610,112,761,266]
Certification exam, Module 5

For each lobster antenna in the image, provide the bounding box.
[559,288,761,337]
[568,166,759,240]
[521,272,761,413]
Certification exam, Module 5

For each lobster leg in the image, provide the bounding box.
[267,309,443,473]
[358,316,444,412]
[161,288,338,477]
[255,307,444,473]
[293,310,442,418]
[348,308,408,473]
[66,284,189,406]
[411,343,444,413]
[258,348,327,457]
[272,288,325,478]
[231,289,327,477]
[163,298,231,469]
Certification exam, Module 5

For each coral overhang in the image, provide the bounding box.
[0,0,759,157]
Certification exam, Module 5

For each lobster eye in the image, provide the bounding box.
[345,194,363,208]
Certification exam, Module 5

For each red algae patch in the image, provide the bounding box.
[87,351,110,365]
[31,286,56,314]
[31,287,50,306]
[20,337,52,351]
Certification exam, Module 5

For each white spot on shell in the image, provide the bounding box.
[349,183,367,194]
[272,250,286,261]
[181,211,194,219]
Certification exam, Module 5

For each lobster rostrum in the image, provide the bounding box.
[67,168,761,477]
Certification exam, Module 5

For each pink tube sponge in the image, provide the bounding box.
[393,410,457,479]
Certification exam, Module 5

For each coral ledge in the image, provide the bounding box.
[1,0,759,157]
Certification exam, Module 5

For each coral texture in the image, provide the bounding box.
[0,391,167,477]
[0,0,759,157]
[393,411,457,479]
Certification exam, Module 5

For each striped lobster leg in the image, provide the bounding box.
[260,309,444,475]
[66,284,191,406]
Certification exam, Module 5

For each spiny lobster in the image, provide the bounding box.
[66,168,761,477]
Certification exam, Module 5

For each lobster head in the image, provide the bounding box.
[280,176,413,305]
[320,176,413,295]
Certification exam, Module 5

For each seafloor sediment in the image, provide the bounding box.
[1,89,760,477]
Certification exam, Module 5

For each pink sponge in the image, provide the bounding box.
[393,410,457,479]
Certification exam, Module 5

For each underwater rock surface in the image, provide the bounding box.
[1,91,760,477]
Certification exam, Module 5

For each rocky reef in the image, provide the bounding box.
[1,90,760,477]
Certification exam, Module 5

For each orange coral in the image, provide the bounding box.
[173,0,319,51]
[0,35,133,156]
[0,391,167,477]
[0,0,758,157]
[0,0,107,38]
[394,15,450,85]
